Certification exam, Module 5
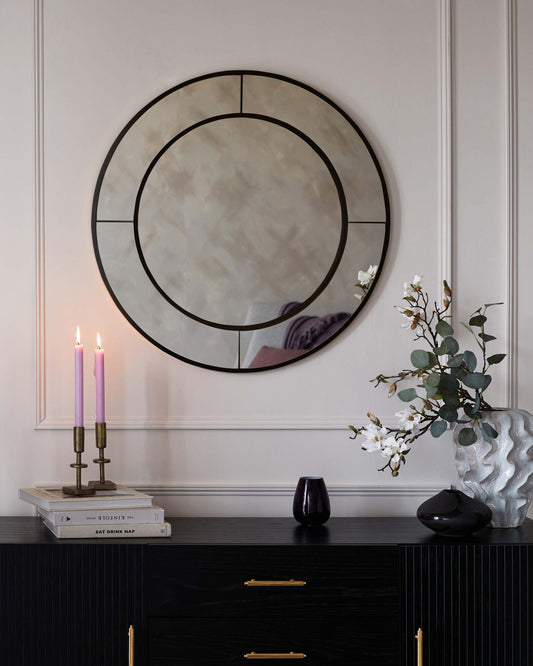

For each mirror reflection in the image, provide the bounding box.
[137,116,343,327]
[92,71,389,371]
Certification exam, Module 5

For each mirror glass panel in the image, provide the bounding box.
[92,71,390,371]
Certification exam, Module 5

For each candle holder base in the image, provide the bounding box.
[62,484,95,496]
[88,479,117,491]
[63,486,94,496]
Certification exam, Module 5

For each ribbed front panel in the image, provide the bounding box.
[0,544,144,666]
[401,544,533,666]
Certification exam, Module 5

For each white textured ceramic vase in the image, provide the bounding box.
[454,409,533,527]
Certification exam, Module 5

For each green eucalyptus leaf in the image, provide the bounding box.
[464,396,481,419]
[426,352,437,368]
[439,405,459,423]
[425,386,438,399]
[469,314,487,327]
[438,373,459,394]
[442,393,461,408]
[447,355,464,368]
[481,429,492,443]
[443,336,459,355]
[426,373,441,388]
[450,366,468,380]
[436,319,454,338]
[411,349,430,369]
[461,372,492,391]
[464,404,477,419]
[487,353,506,365]
[481,422,498,439]
[463,350,477,372]
[398,388,418,402]
[479,333,497,342]
[458,427,477,446]
[430,420,448,438]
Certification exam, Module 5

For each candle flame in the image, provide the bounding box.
[76,325,81,345]
[96,332,102,349]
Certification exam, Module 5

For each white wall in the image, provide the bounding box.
[0,0,530,517]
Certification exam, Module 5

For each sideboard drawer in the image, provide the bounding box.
[149,617,397,665]
[148,545,397,617]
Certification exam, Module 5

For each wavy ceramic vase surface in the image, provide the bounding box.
[454,409,533,527]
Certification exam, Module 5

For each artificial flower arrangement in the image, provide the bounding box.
[350,269,505,476]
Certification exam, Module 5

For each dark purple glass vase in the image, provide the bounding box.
[293,476,330,526]
[417,488,492,537]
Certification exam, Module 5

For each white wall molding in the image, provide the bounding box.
[439,0,453,294]
[505,0,518,408]
[33,1,452,431]
[110,483,442,498]
[34,0,46,427]
[35,415,399,430]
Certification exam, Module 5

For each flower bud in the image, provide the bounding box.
[388,383,397,397]
[367,412,380,426]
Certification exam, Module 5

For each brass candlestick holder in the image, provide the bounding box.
[63,426,95,496]
[88,422,117,490]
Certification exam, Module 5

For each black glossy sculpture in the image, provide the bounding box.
[293,476,331,526]
[417,488,492,537]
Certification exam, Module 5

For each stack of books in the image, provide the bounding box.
[18,485,171,539]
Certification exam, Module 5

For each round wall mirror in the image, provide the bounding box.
[92,71,390,371]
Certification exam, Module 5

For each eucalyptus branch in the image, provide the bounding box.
[349,274,506,476]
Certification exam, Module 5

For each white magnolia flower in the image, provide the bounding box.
[361,422,389,453]
[403,274,423,297]
[396,306,423,335]
[395,406,424,434]
[358,264,378,287]
[381,436,408,465]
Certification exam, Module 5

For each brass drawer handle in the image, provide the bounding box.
[415,627,423,666]
[128,625,134,666]
[244,652,307,660]
[244,579,307,587]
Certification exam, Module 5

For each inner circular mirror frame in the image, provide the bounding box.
[92,70,390,372]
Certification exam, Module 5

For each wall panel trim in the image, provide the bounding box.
[439,0,453,295]
[134,483,441,498]
[34,415,401,430]
[34,1,453,430]
[37,482,441,499]
[505,0,518,408]
[34,0,46,426]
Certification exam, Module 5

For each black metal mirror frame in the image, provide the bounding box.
[92,70,390,372]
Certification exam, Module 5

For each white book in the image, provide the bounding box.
[43,518,172,539]
[19,485,153,510]
[38,504,164,526]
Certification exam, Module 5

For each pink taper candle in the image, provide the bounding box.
[95,332,105,423]
[74,326,84,427]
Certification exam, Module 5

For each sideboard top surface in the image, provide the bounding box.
[2,517,533,546]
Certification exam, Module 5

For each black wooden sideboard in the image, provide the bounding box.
[0,516,531,665]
